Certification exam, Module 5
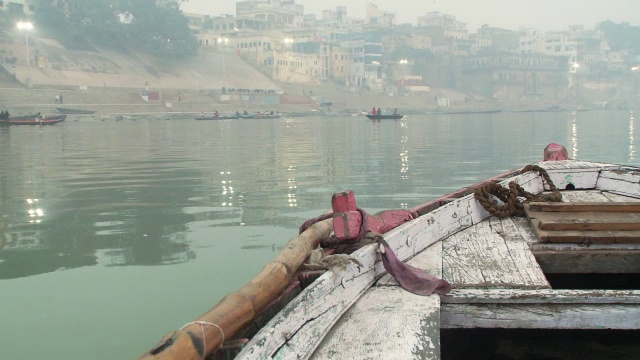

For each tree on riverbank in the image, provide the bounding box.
[32,0,197,61]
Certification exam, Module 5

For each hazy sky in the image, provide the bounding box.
[182,0,640,31]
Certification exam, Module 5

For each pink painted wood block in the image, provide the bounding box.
[544,143,569,161]
[331,190,416,240]
[332,191,357,211]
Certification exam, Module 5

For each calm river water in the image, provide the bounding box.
[0,110,637,359]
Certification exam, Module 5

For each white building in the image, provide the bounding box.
[0,0,34,14]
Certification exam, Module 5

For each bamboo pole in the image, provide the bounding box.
[139,216,334,360]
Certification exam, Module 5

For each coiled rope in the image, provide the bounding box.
[474,164,562,218]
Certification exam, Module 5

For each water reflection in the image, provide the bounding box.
[0,112,637,282]
[571,115,579,159]
[630,111,636,162]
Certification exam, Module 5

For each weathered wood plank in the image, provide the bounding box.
[313,242,444,359]
[442,288,640,304]
[559,190,611,202]
[538,160,615,170]
[441,303,640,329]
[442,218,549,289]
[488,217,550,288]
[597,168,640,198]
[538,219,640,231]
[525,200,640,244]
[602,191,640,202]
[533,249,640,273]
[510,217,540,246]
[530,202,640,212]
[311,287,441,360]
[234,247,379,360]
[530,218,640,244]
[531,243,640,251]
[537,161,606,190]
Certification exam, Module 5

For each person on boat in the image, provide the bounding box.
[394,108,398,115]
[371,106,376,115]
[243,110,248,115]
[377,107,381,115]
[236,110,240,117]
[214,110,219,117]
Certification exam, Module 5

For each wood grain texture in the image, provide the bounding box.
[311,287,441,360]
[442,303,640,329]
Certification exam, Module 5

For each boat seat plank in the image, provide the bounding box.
[442,217,550,289]
[525,202,640,244]
[443,288,640,304]
[441,303,640,330]
[311,287,441,360]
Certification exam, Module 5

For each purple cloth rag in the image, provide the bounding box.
[378,239,452,296]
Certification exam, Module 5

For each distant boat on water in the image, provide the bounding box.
[365,113,405,120]
[0,114,66,125]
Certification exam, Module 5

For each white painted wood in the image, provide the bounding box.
[559,190,610,202]
[532,243,640,251]
[510,217,540,245]
[442,218,549,289]
[311,287,441,360]
[597,168,640,198]
[441,304,640,329]
[538,160,615,170]
[315,244,444,359]
[442,289,640,304]
[603,191,640,202]
[537,160,613,190]
[234,246,378,360]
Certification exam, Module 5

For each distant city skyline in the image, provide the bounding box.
[181,0,640,32]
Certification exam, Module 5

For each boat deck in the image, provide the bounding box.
[307,162,640,359]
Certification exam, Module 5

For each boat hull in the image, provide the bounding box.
[0,115,66,125]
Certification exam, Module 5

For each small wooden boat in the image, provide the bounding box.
[141,143,640,360]
[0,114,66,125]
[365,113,404,120]
[196,113,281,120]
[55,107,96,114]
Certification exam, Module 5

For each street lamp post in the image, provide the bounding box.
[217,37,229,90]
[16,21,33,88]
